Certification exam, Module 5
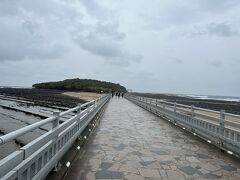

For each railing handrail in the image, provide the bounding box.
[0,95,106,146]
[135,95,240,120]
[126,94,240,158]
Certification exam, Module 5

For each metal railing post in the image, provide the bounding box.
[174,102,176,113]
[220,110,225,136]
[190,105,194,124]
[191,105,194,117]
[77,103,82,119]
[88,103,91,113]
[52,111,60,129]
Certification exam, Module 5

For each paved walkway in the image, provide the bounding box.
[66,98,240,180]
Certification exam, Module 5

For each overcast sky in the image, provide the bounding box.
[0,0,240,96]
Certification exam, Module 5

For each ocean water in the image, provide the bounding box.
[0,86,32,89]
[177,94,240,102]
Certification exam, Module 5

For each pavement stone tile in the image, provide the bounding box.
[221,164,238,172]
[123,160,143,168]
[201,163,221,171]
[124,173,144,180]
[100,162,114,170]
[201,173,222,179]
[95,170,124,179]
[166,170,185,180]
[155,155,175,162]
[85,172,95,180]
[159,169,167,178]
[186,156,200,163]
[138,168,161,178]
[151,150,170,155]
[126,155,141,161]
[198,168,210,175]
[119,165,138,174]
[178,166,198,175]
[108,163,121,171]
[140,156,155,162]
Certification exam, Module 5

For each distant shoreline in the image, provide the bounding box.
[132,92,240,115]
[1,87,239,114]
[0,86,32,89]
[0,88,85,108]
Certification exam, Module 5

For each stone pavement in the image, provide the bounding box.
[65,98,240,180]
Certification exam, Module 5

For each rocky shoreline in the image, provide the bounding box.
[0,88,85,108]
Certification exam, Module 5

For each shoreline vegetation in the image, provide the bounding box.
[133,93,240,115]
[32,78,127,93]
[0,79,127,107]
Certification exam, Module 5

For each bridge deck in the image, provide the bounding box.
[66,98,240,180]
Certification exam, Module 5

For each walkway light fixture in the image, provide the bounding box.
[207,140,211,143]
[227,150,233,155]
[66,161,70,167]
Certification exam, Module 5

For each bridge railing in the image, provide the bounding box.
[126,94,240,157]
[0,94,110,180]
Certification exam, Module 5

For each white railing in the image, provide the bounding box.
[0,95,110,180]
[126,94,240,157]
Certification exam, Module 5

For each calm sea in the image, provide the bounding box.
[176,94,240,102]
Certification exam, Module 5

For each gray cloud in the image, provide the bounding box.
[95,22,126,40]
[80,0,112,19]
[169,56,184,64]
[0,0,83,61]
[0,19,64,61]
[143,0,240,31]
[143,4,199,30]
[206,23,238,37]
[74,21,142,66]
[180,22,239,38]
[76,33,123,58]
[208,60,222,68]
[196,0,240,12]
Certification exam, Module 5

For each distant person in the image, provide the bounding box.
[122,93,124,98]
[112,92,114,98]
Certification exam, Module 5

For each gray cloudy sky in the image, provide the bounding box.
[0,0,240,96]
